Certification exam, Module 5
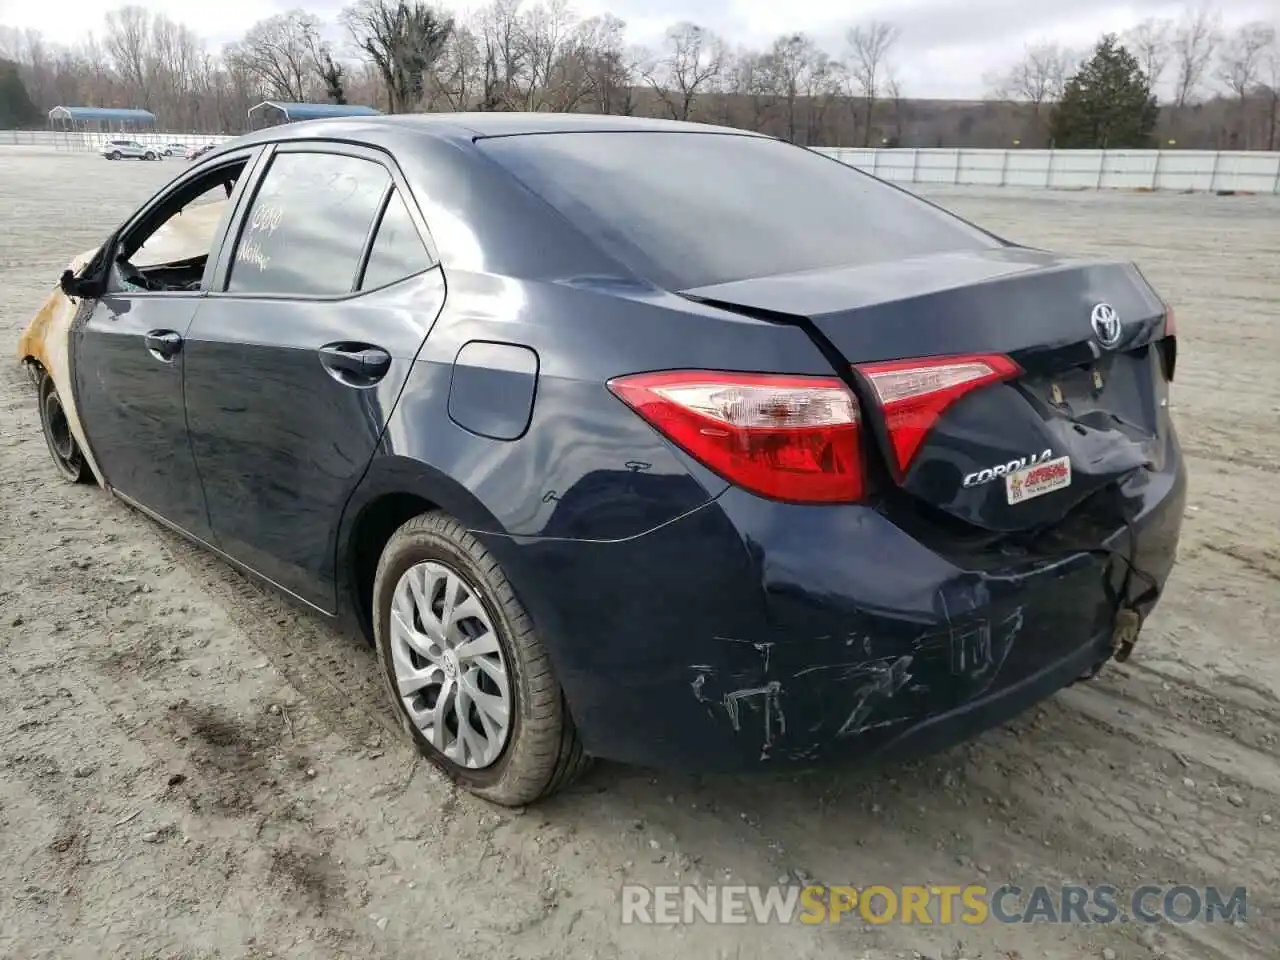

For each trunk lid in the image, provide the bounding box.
[682,247,1175,532]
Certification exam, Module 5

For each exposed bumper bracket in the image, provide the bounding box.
[1110,608,1142,663]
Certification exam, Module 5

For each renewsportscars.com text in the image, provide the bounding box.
[620,883,1247,926]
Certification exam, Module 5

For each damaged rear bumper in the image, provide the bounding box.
[486,428,1186,772]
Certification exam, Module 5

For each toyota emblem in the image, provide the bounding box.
[1090,303,1122,348]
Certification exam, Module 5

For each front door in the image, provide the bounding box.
[72,149,262,542]
[183,146,442,611]
[74,281,209,537]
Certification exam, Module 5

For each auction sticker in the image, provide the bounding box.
[1006,455,1072,504]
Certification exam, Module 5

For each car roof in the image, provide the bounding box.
[200,112,768,164]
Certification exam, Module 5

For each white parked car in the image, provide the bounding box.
[162,142,187,157]
[101,139,158,161]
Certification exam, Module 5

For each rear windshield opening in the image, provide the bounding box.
[476,131,999,290]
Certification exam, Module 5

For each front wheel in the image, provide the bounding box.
[108,151,121,160]
[144,151,156,161]
[38,373,90,484]
[372,511,590,806]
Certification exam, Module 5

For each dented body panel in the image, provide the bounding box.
[496,422,1185,770]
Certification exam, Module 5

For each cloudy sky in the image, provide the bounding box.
[1,0,1275,99]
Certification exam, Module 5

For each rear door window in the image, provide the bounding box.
[359,188,432,291]
[226,151,391,297]
[477,131,999,290]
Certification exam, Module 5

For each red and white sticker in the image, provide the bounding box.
[1006,455,1072,504]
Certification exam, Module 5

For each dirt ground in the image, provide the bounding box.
[1,149,1277,960]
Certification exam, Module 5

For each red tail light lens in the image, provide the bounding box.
[1164,305,1176,337]
[857,353,1022,475]
[607,371,863,503]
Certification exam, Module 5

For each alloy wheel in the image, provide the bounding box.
[389,560,512,769]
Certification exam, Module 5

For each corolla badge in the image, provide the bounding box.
[1090,302,1122,348]
[963,448,1054,488]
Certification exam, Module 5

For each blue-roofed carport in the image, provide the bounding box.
[247,101,381,131]
[48,106,156,131]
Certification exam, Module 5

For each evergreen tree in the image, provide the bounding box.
[0,59,41,129]
[1049,35,1159,148]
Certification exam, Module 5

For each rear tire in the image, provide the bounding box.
[372,510,591,806]
[144,151,156,161]
[38,373,90,484]
[109,151,121,160]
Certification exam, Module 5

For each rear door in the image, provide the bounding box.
[183,143,443,611]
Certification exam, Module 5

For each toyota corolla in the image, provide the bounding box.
[18,114,1185,806]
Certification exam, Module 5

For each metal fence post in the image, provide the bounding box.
[1208,150,1221,192]
[1096,150,1107,190]
[954,149,962,184]
[1046,151,1055,188]
[1272,154,1280,195]
[871,149,880,177]
[1152,149,1163,190]
[999,149,1010,187]
[911,148,920,183]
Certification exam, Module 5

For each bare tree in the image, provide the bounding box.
[1124,17,1174,88]
[883,71,906,145]
[989,41,1076,107]
[574,14,635,116]
[845,20,899,146]
[641,22,726,121]
[757,33,836,144]
[343,0,453,113]
[1217,21,1276,99]
[476,0,524,111]
[985,40,1078,146]
[1172,3,1224,108]
[104,6,155,108]
[727,49,774,131]
[429,21,483,110]
[507,0,590,111]
[227,10,324,102]
[1264,44,1280,150]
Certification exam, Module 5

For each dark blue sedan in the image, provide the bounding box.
[22,113,1184,806]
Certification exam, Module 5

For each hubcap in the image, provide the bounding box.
[389,560,511,769]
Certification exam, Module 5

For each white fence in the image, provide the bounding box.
[817,147,1280,194]
[0,129,236,153]
[3,128,1279,194]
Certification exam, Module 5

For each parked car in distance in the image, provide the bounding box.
[101,139,157,161]
[22,114,1185,808]
[163,142,187,157]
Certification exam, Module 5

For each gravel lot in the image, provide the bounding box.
[1,149,1278,960]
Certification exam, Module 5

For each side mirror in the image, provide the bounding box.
[59,269,84,298]
[59,237,118,300]
[59,266,108,300]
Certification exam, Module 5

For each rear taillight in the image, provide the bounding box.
[1164,305,1176,337]
[856,353,1022,475]
[607,371,863,503]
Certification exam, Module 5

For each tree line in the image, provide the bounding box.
[1,0,1277,150]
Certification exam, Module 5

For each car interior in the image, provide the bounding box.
[115,158,247,292]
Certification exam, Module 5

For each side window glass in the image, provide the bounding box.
[359,189,432,291]
[227,151,390,297]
